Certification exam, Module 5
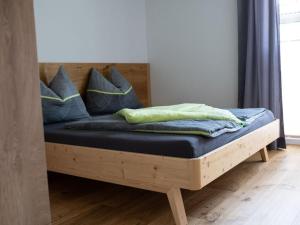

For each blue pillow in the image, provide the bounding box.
[40,66,90,124]
[86,67,142,114]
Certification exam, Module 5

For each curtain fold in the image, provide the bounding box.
[237,0,286,149]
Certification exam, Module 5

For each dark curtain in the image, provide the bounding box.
[237,0,286,149]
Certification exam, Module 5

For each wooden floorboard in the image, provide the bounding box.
[49,145,300,225]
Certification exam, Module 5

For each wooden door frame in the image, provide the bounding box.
[0,1,51,224]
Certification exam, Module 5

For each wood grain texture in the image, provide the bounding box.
[0,0,51,224]
[199,119,279,187]
[167,188,188,225]
[39,63,151,106]
[46,120,279,224]
[260,147,269,162]
[46,142,200,192]
[46,119,279,192]
[49,146,300,225]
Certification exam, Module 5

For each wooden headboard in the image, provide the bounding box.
[39,63,151,106]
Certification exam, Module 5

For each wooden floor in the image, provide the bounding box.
[49,145,300,225]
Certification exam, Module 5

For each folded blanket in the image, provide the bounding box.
[65,114,243,137]
[117,103,244,125]
[228,108,266,124]
[65,106,267,138]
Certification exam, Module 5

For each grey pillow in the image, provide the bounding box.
[86,67,142,114]
[40,66,90,124]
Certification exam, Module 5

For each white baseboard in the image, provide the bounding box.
[286,136,300,145]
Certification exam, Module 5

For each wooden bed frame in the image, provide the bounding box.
[40,63,280,225]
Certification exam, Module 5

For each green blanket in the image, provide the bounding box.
[116,103,244,125]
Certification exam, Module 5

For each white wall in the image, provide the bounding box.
[34,0,147,62]
[146,0,238,107]
[34,0,238,107]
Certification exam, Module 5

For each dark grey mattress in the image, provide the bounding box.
[44,110,275,159]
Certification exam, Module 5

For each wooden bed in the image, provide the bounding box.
[40,63,280,225]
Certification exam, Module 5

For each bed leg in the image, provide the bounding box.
[166,188,188,225]
[260,147,269,162]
